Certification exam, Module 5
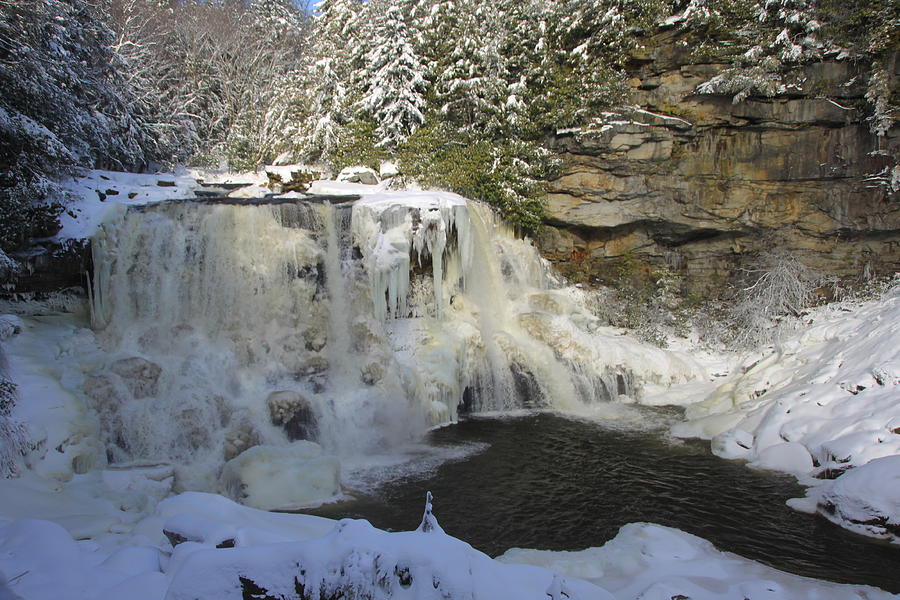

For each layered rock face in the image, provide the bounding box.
[538,37,900,292]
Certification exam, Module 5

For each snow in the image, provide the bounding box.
[500,522,894,600]
[789,455,900,543]
[307,179,388,195]
[4,489,893,600]
[672,282,900,540]
[225,184,271,198]
[56,170,201,241]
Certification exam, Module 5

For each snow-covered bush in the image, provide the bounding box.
[396,125,554,232]
[0,343,29,479]
[726,247,829,348]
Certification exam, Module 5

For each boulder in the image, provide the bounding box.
[224,415,260,462]
[220,442,341,510]
[110,357,162,398]
[266,390,317,441]
[337,166,379,185]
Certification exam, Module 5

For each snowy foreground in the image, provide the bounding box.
[2,169,899,598]
[0,488,894,600]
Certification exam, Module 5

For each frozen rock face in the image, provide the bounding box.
[538,39,900,292]
[88,193,701,495]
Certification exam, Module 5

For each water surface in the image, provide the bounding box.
[307,412,900,592]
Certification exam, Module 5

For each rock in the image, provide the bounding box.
[110,357,162,398]
[220,442,341,510]
[301,356,329,376]
[360,362,384,386]
[266,390,317,441]
[337,166,379,185]
[539,42,900,293]
[0,315,23,340]
[162,514,237,548]
[816,455,900,543]
[224,415,260,461]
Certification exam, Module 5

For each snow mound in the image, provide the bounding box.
[499,522,896,600]
[673,285,900,480]
[814,455,900,543]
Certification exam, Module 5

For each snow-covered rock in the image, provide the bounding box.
[337,165,379,185]
[500,522,895,600]
[219,442,341,510]
[226,184,271,198]
[814,455,900,543]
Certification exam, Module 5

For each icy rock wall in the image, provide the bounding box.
[88,192,699,494]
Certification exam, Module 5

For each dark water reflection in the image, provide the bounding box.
[306,413,900,592]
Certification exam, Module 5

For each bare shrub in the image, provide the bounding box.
[727,247,830,348]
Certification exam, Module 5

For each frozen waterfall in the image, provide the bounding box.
[86,191,700,500]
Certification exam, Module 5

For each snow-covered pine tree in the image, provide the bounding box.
[0,0,160,250]
[434,0,511,137]
[356,5,428,149]
[1,324,30,479]
[282,0,363,164]
[285,57,351,164]
[694,0,832,103]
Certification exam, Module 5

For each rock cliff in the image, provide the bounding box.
[537,34,899,293]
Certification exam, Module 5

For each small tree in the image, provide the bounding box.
[1,337,29,479]
[727,246,828,348]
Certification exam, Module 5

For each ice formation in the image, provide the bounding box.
[82,190,701,496]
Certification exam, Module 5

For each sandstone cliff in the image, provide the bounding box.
[537,34,899,293]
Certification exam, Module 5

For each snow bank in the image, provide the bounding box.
[671,284,900,540]
[500,522,894,600]
[57,170,202,240]
[6,491,890,600]
[307,178,389,195]
[674,286,900,473]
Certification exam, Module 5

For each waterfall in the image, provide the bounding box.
[87,192,700,495]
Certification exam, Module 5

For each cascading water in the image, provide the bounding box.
[86,191,701,504]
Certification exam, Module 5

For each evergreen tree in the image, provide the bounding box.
[357,5,428,149]
[0,0,160,250]
[434,1,511,137]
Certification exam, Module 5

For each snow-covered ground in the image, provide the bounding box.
[1,487,894,600]
[671,282,900,543]
[2,170,898,598]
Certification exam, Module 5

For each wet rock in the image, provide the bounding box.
[302,327,327,352]
[110,357,162,398]
[360,362,384,386]
[82,375,128,441]
[301,356,329,376]
[224,415,260,462]
[266,390,317,442]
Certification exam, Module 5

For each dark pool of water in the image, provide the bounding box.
[307,412,900,592]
